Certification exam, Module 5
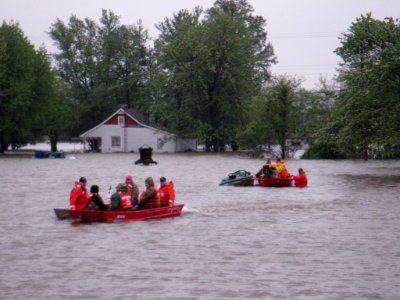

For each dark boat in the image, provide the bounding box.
[60,204,184,222]
[34,151,65,159]
[54,208,70,219]
[219,170,254,186]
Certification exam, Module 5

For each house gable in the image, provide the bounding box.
[104,113,141,126]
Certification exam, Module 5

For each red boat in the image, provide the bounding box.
[65,204,184,222]
[257,177,293,187]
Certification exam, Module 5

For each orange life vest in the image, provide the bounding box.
[157,181,175,206]
[118,191,133,210]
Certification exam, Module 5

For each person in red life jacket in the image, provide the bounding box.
[124,175,139,206]
[292,168,308,187]
[157,177,176,206]
[280,168,290,178]
[137,177,160,209]
[86,185,108,211]
[109,185,133,211]
[69,177,91,210]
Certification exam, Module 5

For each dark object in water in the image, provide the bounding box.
[135,145,157,165]
[34,151,65,159]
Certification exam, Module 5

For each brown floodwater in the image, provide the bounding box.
[0,153,399,299]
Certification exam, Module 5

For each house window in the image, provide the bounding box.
[111,136,121,147]
[118,116,125,126]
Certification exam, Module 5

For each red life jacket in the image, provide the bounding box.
[157,181,175,206]
[69,182,90,210]
[280,169,290,178]
[293,172,308,188]
[118,190,133,210]
[124,183,134,196]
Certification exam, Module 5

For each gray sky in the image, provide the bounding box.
[1,0,399,89]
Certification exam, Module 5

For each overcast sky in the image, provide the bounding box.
[1,0,399,89]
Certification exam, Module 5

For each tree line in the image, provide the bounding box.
[1,1,399,158]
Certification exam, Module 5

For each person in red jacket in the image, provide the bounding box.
[69,177,90,210]
[157,177,175,206]
[292,168,308,188]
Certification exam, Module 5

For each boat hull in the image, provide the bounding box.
[257,177,292,187]
[54,208,70,219]
[67,204,184,222]
[219,176,254,186]
[219,170,254,186]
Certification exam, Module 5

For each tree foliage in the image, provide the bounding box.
[154,0,276,151]
[331,13,400,159]
[238,76,305,159]
[6,7,400,159]
[48,10,152,135]
[0,22,60,152]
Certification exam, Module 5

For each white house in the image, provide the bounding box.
[79,108,197,153]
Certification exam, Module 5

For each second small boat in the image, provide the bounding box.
[219,170,254,186]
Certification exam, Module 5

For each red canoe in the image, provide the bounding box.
[257,177,293,187]
[67,204,184,222]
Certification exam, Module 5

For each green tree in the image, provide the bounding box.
[49,10,152,134]
[333,13,400,159]
[0,22,57,152]
[239,76,304,159]
[155,0,276,151]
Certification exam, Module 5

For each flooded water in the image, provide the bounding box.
[0,153,399,299]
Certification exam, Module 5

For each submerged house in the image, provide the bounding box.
[80,108,197,153]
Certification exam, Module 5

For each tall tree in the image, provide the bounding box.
[239,76,304,159]
[0,22,56,152]
[155,0,276,151]
[49,10,152,134]
[333,13,400,159]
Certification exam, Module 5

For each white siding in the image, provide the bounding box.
[126,127,176,153]
[83,124,179,153]
[176,139,197,151]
